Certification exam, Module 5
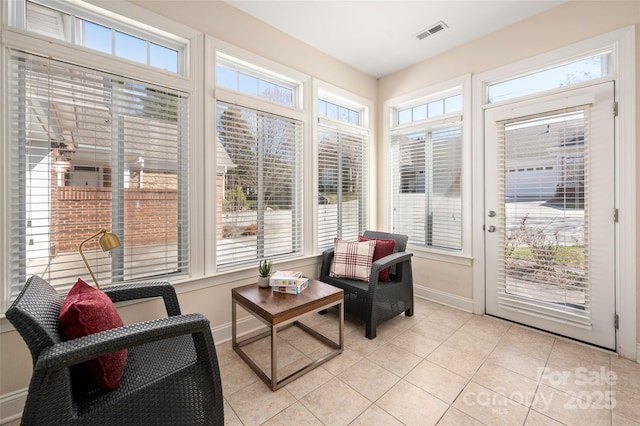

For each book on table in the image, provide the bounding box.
[272,277,310,294]
[269,271,303,287]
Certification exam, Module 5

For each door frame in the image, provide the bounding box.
[471,26,636,360]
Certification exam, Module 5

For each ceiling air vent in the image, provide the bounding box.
[415,21,448,40]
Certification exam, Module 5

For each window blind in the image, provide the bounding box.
[391,119,462,250]
[216,101,303,269]
[496,108,591,325]
[317,120,369,250]
[7,50,189,304]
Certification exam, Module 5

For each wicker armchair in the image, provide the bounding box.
[320,231,414,339]
[5,275,224,425]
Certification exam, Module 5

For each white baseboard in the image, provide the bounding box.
[211,315,265,345]
[0,388,27,425]
[414,284,474,313]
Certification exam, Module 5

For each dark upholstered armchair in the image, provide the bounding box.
[320,231,414,339]
[5,276,224,425]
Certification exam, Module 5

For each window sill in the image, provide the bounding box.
[410,248,473,266]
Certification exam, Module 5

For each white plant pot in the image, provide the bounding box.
[258,276,271,288]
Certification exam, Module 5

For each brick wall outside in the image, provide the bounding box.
[55,186,178,253]
[53,173,225,253]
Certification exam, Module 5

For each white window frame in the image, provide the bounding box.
[383,75,472,264]
[0,0,203,309]
[472,26,636,360]
[6,0,190,76]
[205,38,311,275]
[314,80,374,252]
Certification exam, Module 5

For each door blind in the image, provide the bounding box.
[216,101,303,269]
[317,120,369,250]
[496,107,591,325]
[391,119,462,250]
[7,50,189,303]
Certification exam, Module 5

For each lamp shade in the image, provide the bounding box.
[99,232,121,252]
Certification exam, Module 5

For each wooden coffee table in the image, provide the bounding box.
[232,280,344,391]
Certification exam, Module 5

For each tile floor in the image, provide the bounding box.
[219,297,640,426]
[3,297,639,426]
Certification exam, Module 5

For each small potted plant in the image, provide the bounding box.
[258,259,272,288]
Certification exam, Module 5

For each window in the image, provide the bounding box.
[397,94,461,125]
[390,89,464,252]
[215,102,303,268]
[216,53,298,108]
[318,99,360,125]
[317,97,369,250]
[213,51,305,269]
[18,0,185,74]
[487,52,612,103]
[7,50,189,301]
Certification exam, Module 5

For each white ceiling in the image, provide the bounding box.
[225,0,566,78]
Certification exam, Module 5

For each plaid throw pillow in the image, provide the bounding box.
[329,238,376,282]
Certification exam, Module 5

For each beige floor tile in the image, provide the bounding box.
[260,402,323,426]
[318,346,363,375]
[445,329,499,358]
[278,325,334,356]
[409,318,457,342]
[338,358,401,402]
[612,388,640,423]
[547,339,612,371]
[215,341,237,368]
[390,328,442,358]
[208,310,640,426]
[424,306,473,329]
[223,399,243,426]
[405,359,468,404]
[377,380,450,426]
[366,342,423,377]
[220,356,261,396]
[472,361,539,407]
[498,325,555,362]
[453,381,529,425]
[523,409,564,425]
[300,377,371,425]
[539,363,612,402]
[374,319,413,340]
[414,297,445,315]
[531,384,612,426]
[457,315,511,344]
[436,407,484,426]
[613,413,640,425]
[611,355,640,395]
[226,381,296,426]
[241,335,307,375]
[345,328,385,356]
[283,365,333,400]
[350,403,404,426]
[276,354,325,383]
[427,343,485,379]
[488,345,548,381]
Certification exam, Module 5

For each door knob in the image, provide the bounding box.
[487,225,496,232]
[488,210,496,217]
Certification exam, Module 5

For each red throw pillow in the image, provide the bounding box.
[58,278,127,390]
[358,236,396,281]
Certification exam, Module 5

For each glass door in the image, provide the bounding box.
[484,82,616,349]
